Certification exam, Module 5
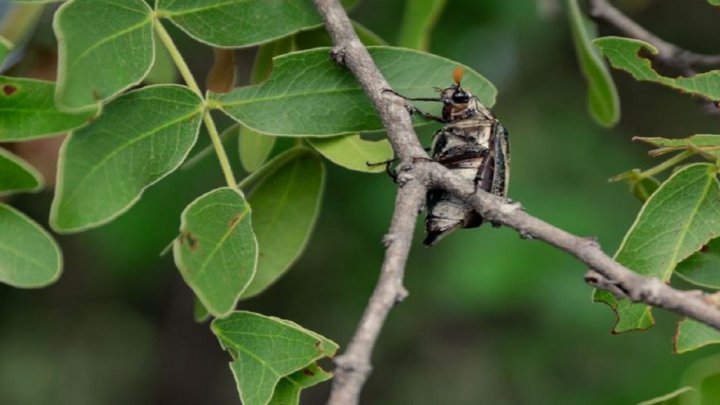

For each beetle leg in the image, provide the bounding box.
[383,89,446,122]
[367,157,399,182]
[406,105,446,123]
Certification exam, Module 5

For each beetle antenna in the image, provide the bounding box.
[453,65,464,86]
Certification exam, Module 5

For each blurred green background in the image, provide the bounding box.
[2,0,720,404]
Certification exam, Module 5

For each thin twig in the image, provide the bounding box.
[329,175,425,405]
[587,0,720,116]
[314,0,720,404]
[587,0,720,71]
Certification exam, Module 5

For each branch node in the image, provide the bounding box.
[331,46,347,66]
[396,285,409,302]
[382,233,396,248]
[633,278,665,304]
[583,236,602,249]
[704,292,720,307]
[335,354,372,374]
[584,270,628,299]
[395,163,416,186]
[518,230,534,240]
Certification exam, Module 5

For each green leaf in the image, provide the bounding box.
[397,0,447,51]
[595,164,720,332]
[637,387,695,405]
[636,135,720,160]
[567,0,620,127]
[709,0,720,5]
[213,46,496,136]
[0,147,43,195]
[174,187,258,317]
[54,0,154,110]
[0,203,62,288]
[239,37,293,173]
[241,149,324,298]
[51,85,203,233]
[0,77,95,141]
[269,363,333,405]
[145,32,178,85]
[676,238,720,288]
[156,0,322,48]
[675,319,720,353]
[0,36,12,66]
[240,130,276,173]
[595,37,720,101]
[308,134,393,173]
[211,311,338,405]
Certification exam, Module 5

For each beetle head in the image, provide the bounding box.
[441,66,473,113]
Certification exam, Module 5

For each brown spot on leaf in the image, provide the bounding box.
[302,368,315,377]
[3,85,17,96]
[182,231,199,251]
[228,214,242,229]
[701,244,711,253]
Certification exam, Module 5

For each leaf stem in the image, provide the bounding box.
[639,150,694,179]
[153,18,238,189]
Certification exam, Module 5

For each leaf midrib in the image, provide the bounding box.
[60,107,202,209]
[194,206,250,278]
[665,174,715,278]
[161,0,251,18]
[67,15,152,72]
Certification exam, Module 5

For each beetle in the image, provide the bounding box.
[390,66,510,246]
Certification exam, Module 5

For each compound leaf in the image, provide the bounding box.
[54,0,154,110]
[397,0,447,51]
[567,0,620,127]
[595,164,720,332]
[51,85,203,233]
[0,77,95,141]
[596,37,720,101]
[174,188,257,317]
[213,46,496,136]
[308,134,393,173]
[212,311,338,405]
[0,147,42,195]
[157,0,322,48]
[675,319,720,354]
[0,203,62,288]
[241,149,324,298]
[269,363,333,405]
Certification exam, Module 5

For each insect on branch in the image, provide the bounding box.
[314,0,720,404]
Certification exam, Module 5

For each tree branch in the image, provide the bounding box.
[587,0,720,71]
[314,0,720,404]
